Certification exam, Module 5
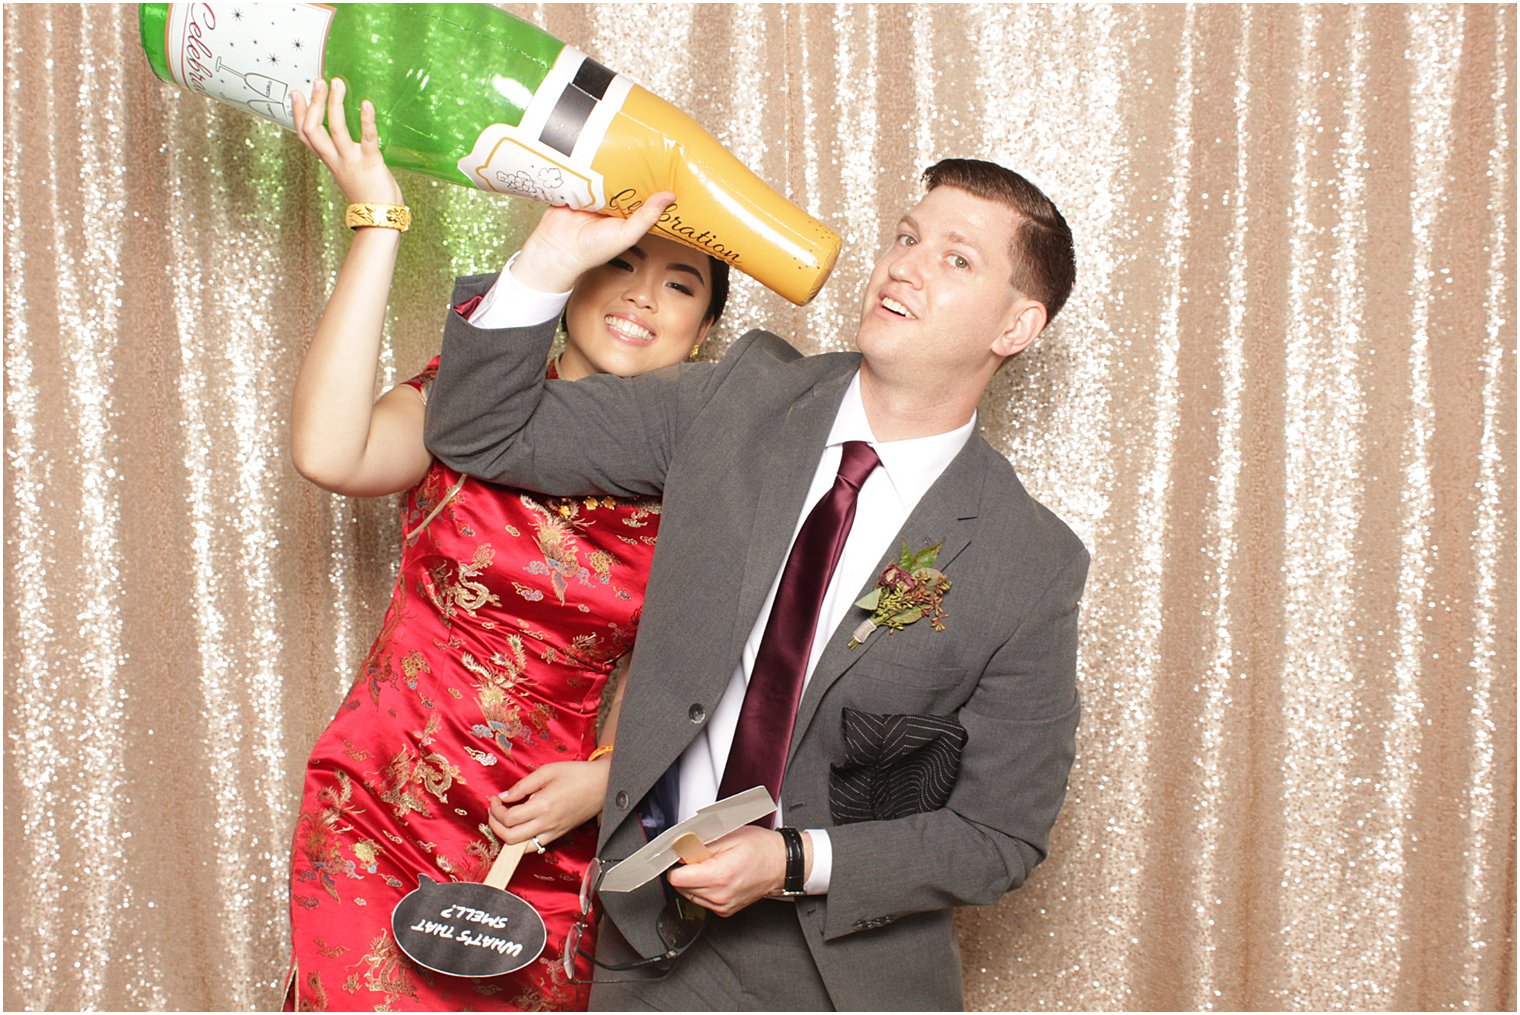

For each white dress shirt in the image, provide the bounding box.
[468,261,975,893]
[675,373,973,892]
[467,251,574,328]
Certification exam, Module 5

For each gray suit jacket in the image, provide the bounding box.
[424,273,1088,1011]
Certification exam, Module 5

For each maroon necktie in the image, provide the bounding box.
[719,440,882,806]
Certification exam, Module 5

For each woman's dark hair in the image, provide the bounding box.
[703,255,730,324]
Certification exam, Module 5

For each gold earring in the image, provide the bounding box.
[688,343,702,360]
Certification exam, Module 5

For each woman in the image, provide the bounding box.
[283,78,727,1011]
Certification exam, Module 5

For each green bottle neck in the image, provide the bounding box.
[138,3,174,85]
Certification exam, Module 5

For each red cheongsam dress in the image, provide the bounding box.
[286,358,658,1011]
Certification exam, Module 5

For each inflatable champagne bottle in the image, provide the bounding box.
[138,3,839,305]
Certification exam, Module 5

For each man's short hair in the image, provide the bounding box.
[922,159,1076,323]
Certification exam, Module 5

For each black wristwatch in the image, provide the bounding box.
[776,826,806,896]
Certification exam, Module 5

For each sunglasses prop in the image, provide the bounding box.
[391,839,547,978]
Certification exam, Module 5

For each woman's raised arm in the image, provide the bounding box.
[289,78,432,497]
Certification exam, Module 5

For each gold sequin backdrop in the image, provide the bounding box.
[2,3,1514,1011]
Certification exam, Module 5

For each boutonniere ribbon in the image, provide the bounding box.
[847,542,952,649]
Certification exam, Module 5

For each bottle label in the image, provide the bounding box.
[162,3,334,129]
[456,46,630,209]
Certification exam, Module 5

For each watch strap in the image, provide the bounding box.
[777,826,805,896]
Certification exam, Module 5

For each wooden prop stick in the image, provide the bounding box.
[484,839,529,890]
[672,832,714,864]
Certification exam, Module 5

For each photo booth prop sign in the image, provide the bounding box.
[390,840,547,978]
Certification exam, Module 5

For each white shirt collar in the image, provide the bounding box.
[826,372,976,508]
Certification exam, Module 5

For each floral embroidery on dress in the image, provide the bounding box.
[403,464,471,540]
[315,939,348,960]
[472,686,555,755]
[293,771,366,904]
[398,652,429,691]
[461,638,528,693]
[425,545,502,618]
[620,501,661,529]
[348,931,421,1009]
[510,957,580,1011]
[373,716,463,821]
[358,584,409,708]
[300,969,330,1011]
[351,839,383,872]
[463,744,498,767]
[586,548,616,583]
[523,500,594,604]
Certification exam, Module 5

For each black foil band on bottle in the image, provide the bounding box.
[540,57,616,156]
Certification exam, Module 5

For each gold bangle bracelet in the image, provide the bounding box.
[344,202,411,233]
[588,744,614,762]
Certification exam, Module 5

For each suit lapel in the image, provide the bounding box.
[727,370,855,664]
[786,436,991,761]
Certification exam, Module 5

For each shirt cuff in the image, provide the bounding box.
[802,829,832,894]
[466,250,572,330]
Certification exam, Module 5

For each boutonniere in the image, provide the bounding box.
[847,542,952,649]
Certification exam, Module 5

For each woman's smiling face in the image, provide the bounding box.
[559,232,715,380]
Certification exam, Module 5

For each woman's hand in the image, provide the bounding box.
[512,194,677,294]
[291,77,403,206]
[487,758,612,849]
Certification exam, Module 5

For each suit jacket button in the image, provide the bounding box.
[689,704,707,724]
[615,790,629,810]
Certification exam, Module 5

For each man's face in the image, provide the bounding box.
[855,185,1029,388]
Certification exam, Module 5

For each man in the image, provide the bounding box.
[424,159,1087,1010]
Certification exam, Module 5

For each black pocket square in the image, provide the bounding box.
[828,708,967,824]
